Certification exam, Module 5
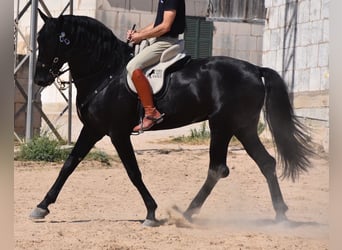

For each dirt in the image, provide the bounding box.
[14,127,329,250]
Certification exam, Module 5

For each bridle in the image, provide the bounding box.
[39,31,72,89]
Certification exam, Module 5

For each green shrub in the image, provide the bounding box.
[16,135,112,165]
[16,136,69,162]
[190,122,210,139]
[85,150,112,166]
[170,122,210,144]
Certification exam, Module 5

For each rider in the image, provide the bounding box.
[126,0,185,133]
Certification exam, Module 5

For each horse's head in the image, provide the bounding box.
[34,9,70,87]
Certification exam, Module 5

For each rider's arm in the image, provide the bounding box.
[129,10,176,44]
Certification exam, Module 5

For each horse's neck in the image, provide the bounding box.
[68,51,128,100]
[69,55,104,80]
[64,22,132,95]
[68,40,131,80]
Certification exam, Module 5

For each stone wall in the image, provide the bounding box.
[212,21,264,65]
[262,0,329,151]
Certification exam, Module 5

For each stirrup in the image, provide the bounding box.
[145,113,165,124]
[131,113,165,135]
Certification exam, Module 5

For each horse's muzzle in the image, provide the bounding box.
[34,70,55,87]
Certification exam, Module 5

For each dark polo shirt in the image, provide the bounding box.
[154,0,185,37]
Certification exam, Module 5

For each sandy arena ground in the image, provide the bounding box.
[14,124,329,249]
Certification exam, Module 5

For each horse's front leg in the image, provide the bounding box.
[30,126,103,219]
[111,134,158,227]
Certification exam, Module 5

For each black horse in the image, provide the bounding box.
[31,11,313,226]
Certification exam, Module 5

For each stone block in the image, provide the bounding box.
[310,20,323,44]
[139,13,155,27]
[298,0,310,23]
[268,7,279,29]
[298,22,311,46]
[230,22,251,36]
[309,67,321,91]
[236,35,256,51]
[276,49,283,70]
[43,1,63,11]
[186,0,208,16]
[97,0,115,10]
[262,50,277,69]
[318,43,329,67]
[73,9,96,18]
[295,46,307,70]
[264,0,272,8]
[96,10,113,28]
[214,22,230,35]
[295,107,328,121]
[251,23,264,36]
[322,19,329,42]
[75,0,96,11]
[277,4,285,28]
[270,29,282,50]
[256,36,263,51]
[321,0,329,19]
[193,1,208,16]
[310,0,322,21]
[213,32,234,52]
[262,29,271,51]
[250,51,262,65]
[293,90,329,108]
[130,0,153,12]
[306,44,319,68]
[98,10,139,39]
[235,51,250,62]
[320,67,329,90]
[295,69,310,92]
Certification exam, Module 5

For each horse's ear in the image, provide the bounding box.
[38,8,48,22]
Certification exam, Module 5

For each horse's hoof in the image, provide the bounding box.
[183,207,201,222]
[142,219,160,227]
[275,213,288,222]
[29,207,49,219]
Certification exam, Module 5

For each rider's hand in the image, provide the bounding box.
[126,29,136,41]
[129,32,143,44]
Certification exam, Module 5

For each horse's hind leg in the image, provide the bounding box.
[184,124,232,221]
[235,121,288,221]
[30,127,103,219]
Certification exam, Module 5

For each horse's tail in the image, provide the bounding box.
[259,67,314,181]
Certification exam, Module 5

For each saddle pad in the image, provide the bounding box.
[127,53,186,94]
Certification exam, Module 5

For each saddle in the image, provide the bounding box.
[127,39,188,94]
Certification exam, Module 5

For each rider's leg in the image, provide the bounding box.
[131,69,164,131]
[126,37,178,132]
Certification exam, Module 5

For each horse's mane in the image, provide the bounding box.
[58,15,131,70]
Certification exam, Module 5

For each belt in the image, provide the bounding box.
[162,34,179,38]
